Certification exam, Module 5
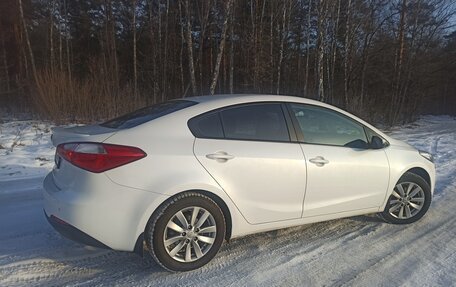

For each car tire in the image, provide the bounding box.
[145,192,226,272]
[380,172,432,224]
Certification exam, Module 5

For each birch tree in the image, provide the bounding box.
[183,0,197,95]
[210,0,234,95]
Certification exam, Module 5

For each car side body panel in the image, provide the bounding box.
[193,138,307,224]
[300,144,390,217]
[43,94,436,252]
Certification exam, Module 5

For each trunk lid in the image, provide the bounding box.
[51,125,118,146]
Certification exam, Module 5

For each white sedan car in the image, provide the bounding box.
[44,94,435,271]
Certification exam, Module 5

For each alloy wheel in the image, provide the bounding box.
[388,182,425,219]
[163,206,217,262]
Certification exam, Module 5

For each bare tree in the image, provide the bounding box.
[197,1,211,93]
[270,1,275,93]
[18,0,37,84]
[304,0,312,96]
[3,0,456,124]
[316,0,327,102]
[343,0,352,108]
[58,0,62,71]
[1,36,10,91]
[132,0,138,97]
[49,0,55,72]
[329,0,341,103]
[183,0,197,95]
[390,0,407,124]
[229,1,235,94]
[277,0,292,95]
[64,0,71,81]
[162,0,169,101]
[178,0,185,95]
[210,0,234,95]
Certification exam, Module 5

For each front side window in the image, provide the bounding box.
[289,104,368,148]
[220,103,290,142]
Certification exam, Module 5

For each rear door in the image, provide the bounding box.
[191,103,307,225]
[287,103,390,218]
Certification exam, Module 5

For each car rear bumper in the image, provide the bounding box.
[45,211,111,249]
[43,171,169,251]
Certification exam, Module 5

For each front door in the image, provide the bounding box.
[287,103,390,217]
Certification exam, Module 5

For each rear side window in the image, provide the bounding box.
[220,104,290,142]
[188,112,224,139]
[101,100,197,129]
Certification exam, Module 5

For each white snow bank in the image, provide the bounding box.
[0,121,55,182]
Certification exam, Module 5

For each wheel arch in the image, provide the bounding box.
[193,190,233,241]
[404,167,431,188]
[380,163,434,211]
[142,190,233,245]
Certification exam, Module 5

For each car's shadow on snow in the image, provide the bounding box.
[27,212,385,286]
[349,213,384,223]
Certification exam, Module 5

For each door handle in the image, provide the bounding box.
[309,156,329,167]
[206,151,235,162]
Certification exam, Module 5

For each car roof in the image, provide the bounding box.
[186,94,321,105]
[181,94,390,141]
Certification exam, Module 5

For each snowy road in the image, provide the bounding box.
[0,116,455,286]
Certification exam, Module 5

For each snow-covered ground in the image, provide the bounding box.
[0,116,455,286]
[0,121,55,182]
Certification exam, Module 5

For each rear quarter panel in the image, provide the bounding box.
[102,110,250,239]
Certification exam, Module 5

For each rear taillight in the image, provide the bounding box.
[56,142,146,173]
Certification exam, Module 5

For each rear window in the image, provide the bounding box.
[101,100,197,129]
[188,112,224,139]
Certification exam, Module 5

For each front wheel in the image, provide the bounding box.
[145,192,226,272]
[380,172,432,224]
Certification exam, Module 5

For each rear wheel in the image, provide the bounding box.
[380,172,431,224]
[145,192,226,272]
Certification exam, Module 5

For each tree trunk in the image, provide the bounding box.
[210,0,234,95]
[343,0,352,108]
[270,1,274,93]
[276,0,290,95]
[132,0,138,98]
[58,0,63,71]
[18,0,38,85]
[197,2,211,96]
[49,0,55,72]
[359,5,375,110]
[229,3,235,94]
[1,36,10,91]
[317,0,326,102]
[330,0,341,103]
[162,0,169,101]
[250,1,257,91]
[148,0,158,102]
[64,0,71,81]
[184,0,197,95]
[178,0,185,95]
[304,0,312,96]
[390,0,407,125]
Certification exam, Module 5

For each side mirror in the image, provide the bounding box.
[370,136,384,149]
[344,139,369,149]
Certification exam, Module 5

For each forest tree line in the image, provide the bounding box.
[0,0,455,124]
